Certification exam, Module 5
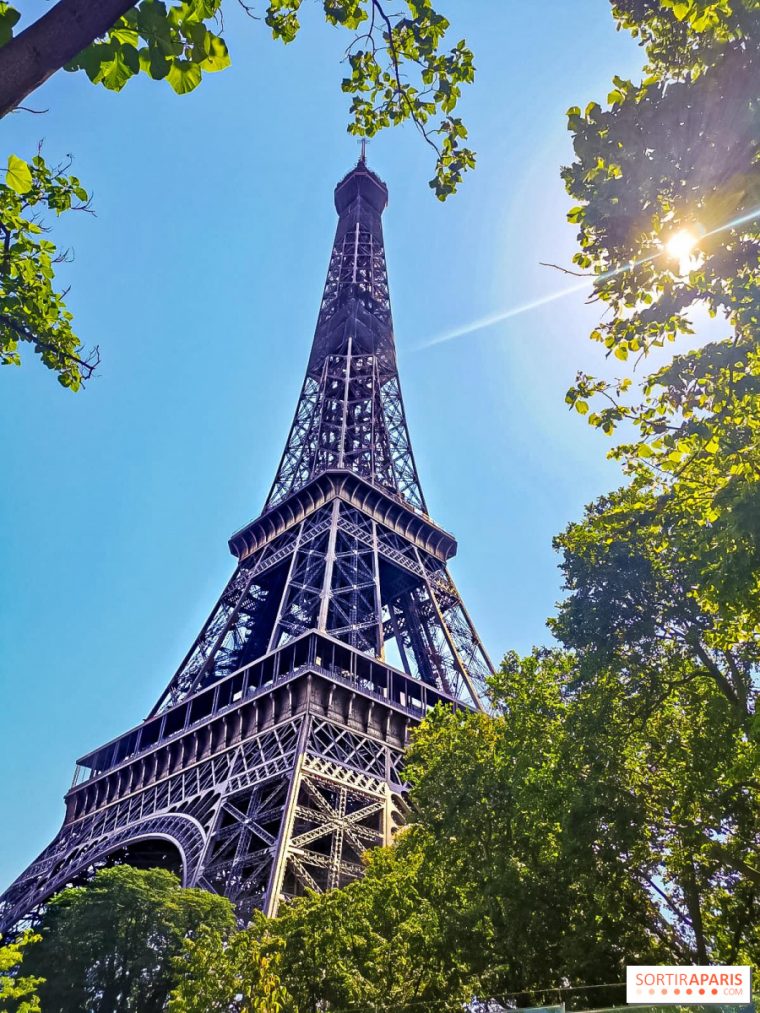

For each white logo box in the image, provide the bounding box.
[626,966,752,1005]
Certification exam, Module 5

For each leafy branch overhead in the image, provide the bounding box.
[0,0,473,391]
[1,150,98,389]
[0,0,475,199]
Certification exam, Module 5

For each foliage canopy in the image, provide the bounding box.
[563,0,760,620]
[0,0,475,199]
[22,865,236,1013]
[0,149,97,389]
[169,914,292,1012]
[0,931,42,1013]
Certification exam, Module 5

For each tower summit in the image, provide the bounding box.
[0,159,493,929]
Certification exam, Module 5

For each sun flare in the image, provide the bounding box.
[665,228,699,273]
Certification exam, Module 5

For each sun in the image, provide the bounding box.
[666,228,697,260]
[664,227,700,274]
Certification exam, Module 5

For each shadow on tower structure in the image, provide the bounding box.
[0,156,494,930]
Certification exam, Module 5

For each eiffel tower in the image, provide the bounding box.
[0,156,493,930]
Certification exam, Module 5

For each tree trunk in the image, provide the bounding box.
[683,858,708,964]
[0,0,136,118]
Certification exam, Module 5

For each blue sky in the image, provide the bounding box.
[0,2,650,887]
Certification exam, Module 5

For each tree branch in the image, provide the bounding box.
[0,0,138,118]
[11,104,49,115]
[0,221,12,276]
[370,0,441,158]
[701,838,760,889]
[683,856,708,963]
[641,873,693,929]
[723,650,750,713]
[540,260,594,277]
[646,905,697,962]
[691,640,747,722]
[0,311,99,380]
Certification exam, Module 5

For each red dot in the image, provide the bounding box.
[675,989,681,995]
[687,989,693,995]
[662,989,668,995]
[699,988,705,995]
[712,989,718,996]
[649,989,655,995]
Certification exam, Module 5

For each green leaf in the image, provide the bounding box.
[64,44,105,81]
[200,34,230,72]
[111,25,139,46]
[98,46,139,90]
[6,154,33,194]
[140,46,171,79]
[166,58,202,94]
[0,2,20,46]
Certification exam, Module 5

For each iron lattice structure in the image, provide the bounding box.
[0,158,493,931]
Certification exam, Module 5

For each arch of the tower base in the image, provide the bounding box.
[72,834,185,881]
[0,814,207,934]
[51,816,206,893]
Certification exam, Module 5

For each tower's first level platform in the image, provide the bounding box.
[0,631,466,932]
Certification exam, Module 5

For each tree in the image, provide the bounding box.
[1,148,97,389]
[400,664,664,1006]
[0,931,43,1013]
[263,654,665,1010]
[558,4,760,940]
[552,480,758,728]
[562,0,760,603]
[0,0,475,200]
[260,582,756,1005]
[277,843,472,1012]
[166,847,469,1012]
[169,913,293,1013]
[550,482,760,966]
[22,865,236,1012]
[390,8,760,968]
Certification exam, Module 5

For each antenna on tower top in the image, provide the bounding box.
[359,137,368,164]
